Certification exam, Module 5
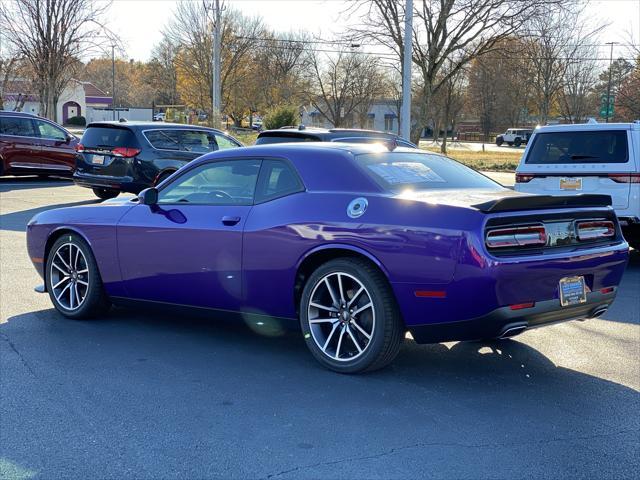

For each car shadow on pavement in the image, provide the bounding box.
[0,176,72,192]
[1,306,638,478]
[0,200,99,232]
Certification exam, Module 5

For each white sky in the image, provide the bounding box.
[107,0,640,64]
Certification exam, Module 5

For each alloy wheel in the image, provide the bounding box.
[307,271,375,362]
[49,242,90,311]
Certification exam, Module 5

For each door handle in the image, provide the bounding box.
[221,215,241,226]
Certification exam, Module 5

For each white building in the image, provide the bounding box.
[301,99,402,134]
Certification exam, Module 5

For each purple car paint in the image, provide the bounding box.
[27,143,629,360]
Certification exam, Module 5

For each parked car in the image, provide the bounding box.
[496,128,533,147]
[515,122,640,249]
[256,126,417,147]
[28,143,628,373]
[152,113,165,122]
[0,111,78,177]
[73,121,242,199]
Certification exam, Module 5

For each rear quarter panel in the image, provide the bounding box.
[242,192,475,319]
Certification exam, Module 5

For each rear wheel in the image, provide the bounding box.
[92,187,119,200]
[46,234,110,319]
[514,137,522,147]
[300,258,403,373]
[154,170,175,186]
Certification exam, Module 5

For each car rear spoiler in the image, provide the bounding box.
[472,194,612,213]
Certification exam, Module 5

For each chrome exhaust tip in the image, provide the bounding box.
[499,324,528,339]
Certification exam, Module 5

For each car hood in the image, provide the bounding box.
[394,188,612,213]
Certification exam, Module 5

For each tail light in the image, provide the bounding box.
[515,173,535,183]
[608,173,640,184]
[75,143,85,152]
[111,147,141,158]
[576,220,615,240]
[486,224,547,248]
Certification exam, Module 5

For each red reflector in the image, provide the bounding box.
[112,147,141,158]
[75,143,85,152]
[515,173,535,183]
[486,225,547,248]
[599,287,615,294]
[576,220,615,240]
[509,302,535,310]
[415,290,447,298]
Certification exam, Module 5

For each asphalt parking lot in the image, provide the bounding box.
[1,177,638,479]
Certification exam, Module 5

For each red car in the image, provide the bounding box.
[0,111,78,177]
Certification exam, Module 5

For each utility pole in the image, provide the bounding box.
[111,44,116,121]
[400,0,413,141]
[604,41,618,124]
[211,0,222,129]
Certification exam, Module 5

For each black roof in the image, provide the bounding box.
[86,120,227,135]
[257,126,416,147]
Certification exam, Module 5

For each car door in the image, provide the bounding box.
[116,158,261,310]
[0,116,41,171]
[32,119,76,173]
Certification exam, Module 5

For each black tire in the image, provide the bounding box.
[496,137,503,146]
[154,170,175,186]
[45,233,111,319]
[92,187,119,200]
[514,137,522,147]
[300,258,403,373]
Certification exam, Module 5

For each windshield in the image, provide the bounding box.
[355,152,502,192]
[526,130,628,164]
[255,133,321,144]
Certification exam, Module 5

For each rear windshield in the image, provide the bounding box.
[255,133,321,145]
[81,126,138,148]
[355,152,501,192]
[526,130,628,164]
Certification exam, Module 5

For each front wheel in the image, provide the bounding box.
[496,137,504,146]
[300,258,403,373]
[46,234,110,319]
[92,188,119,200]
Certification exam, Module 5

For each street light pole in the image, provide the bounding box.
[400,0,413,141]
[211,0,221,129]
[111,44,116,121]
[604,41,618,124]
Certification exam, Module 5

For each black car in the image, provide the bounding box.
[74,121,242,199]
[255,126,417,147]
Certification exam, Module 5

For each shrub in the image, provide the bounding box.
[263,105,299,130]
[66,115,86,126]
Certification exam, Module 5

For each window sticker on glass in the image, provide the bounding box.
[367,162,446,184]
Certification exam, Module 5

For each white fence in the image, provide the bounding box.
[87,107,153,123]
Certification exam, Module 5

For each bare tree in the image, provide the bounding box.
[148,37,179,106]
[0,38,20,111]
[0,0,111,121]
[307,50,387,128]
[522,4,602,124]
[348,0,564,143]
[558,44,599,123]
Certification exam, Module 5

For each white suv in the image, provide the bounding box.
[496,128,533,147]
[515,122,640,249]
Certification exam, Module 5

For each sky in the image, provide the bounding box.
[107,0,640,64]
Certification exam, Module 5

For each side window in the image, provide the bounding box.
[214,133,240,150]
[180,130,218,154]
[0,117,37,137]
[144,130,182,151]
[157,159,261,205]
[255,159,304,203]
[34,120,67,141]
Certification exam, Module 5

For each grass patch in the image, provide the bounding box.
[231,131,258,146]
[423,147,522,172]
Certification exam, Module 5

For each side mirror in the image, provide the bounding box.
[138,187,158,205]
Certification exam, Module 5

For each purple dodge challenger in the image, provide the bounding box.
[27,143,629,373]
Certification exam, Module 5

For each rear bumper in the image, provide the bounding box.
[409,290,616,343]
[73,171,145,194]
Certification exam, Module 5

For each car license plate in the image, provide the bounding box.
[559,276,587,307]
[92,155,105,165]
[560,177,582,190]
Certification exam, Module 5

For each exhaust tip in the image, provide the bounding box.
[499,324,528,339]
[590,306,609,318]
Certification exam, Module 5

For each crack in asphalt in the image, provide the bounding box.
[262,429,638,479]
[0,332,37,377]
